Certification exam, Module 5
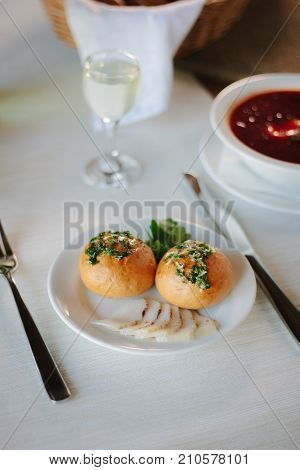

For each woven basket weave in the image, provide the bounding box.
[42,0,249,58]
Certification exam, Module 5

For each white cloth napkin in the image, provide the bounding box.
[65,0,204,124]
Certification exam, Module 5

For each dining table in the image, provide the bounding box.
[0,0,299,450]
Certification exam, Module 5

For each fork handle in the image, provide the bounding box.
[5,273,70,401]
[246,255,300,343]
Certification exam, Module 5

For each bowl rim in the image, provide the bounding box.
[209,73,300,171]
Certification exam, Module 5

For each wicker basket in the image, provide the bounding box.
[42,0,249,58]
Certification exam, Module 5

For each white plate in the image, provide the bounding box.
[201,135,300,214]
[47,220,256,355]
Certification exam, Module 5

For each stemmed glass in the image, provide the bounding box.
[82,50,141,188]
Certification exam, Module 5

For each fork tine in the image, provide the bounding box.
[0,220,14,256]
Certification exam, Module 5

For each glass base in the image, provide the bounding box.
[83,154,141,189]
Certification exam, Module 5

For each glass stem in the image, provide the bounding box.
[100,120,120,174]
[105,120,120,156]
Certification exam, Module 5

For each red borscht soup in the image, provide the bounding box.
[230,91,300,164]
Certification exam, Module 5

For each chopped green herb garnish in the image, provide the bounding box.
[85,231,140,265]
[165,240,215,290]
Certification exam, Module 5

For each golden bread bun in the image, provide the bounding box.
[155,241,234,309]
[80,231,156,298]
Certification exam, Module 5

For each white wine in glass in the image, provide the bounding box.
[83,50,140,188]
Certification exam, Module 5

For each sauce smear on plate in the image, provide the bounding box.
[230,91,300,164]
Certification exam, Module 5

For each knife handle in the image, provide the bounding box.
[246,255,300,343]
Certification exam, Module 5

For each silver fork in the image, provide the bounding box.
[0,220,70,402]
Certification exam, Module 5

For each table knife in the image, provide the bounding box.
[184,172,300,343]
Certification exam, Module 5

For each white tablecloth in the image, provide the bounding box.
[0,0,299,450]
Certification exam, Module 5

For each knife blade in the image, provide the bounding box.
[184,172,300,343]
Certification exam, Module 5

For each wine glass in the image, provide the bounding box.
[82,50,141,188]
